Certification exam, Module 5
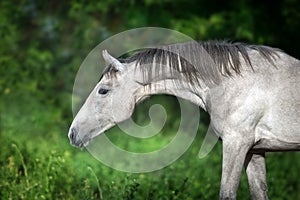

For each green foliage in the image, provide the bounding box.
[0,0,300,199]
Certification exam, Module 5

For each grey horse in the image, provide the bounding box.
[68,41,300,199]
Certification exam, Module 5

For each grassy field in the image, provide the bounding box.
[1,93,300,200]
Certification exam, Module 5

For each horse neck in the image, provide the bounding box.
[133,63,210,111]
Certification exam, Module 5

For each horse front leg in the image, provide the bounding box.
[244,152,269,200]
[220,135,253,200]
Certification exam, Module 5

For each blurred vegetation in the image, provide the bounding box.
[0,0,299,199]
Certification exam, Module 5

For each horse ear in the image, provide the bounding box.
[102,50,124,72]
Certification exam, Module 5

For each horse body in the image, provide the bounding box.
[199,49,299,199]
[68,41,300,200]
[209,51,300,152]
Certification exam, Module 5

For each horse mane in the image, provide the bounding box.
[103,41,280,86]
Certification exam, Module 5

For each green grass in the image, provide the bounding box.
[1,93,300,199]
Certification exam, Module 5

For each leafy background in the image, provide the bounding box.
[0,0,299,199]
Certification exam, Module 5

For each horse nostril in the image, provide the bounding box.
[69,127,77,142]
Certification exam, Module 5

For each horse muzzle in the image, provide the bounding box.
[68,127,87,149]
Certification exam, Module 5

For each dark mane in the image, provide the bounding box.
[103,41,280,86]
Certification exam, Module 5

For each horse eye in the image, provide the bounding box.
[98,88,109,95]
